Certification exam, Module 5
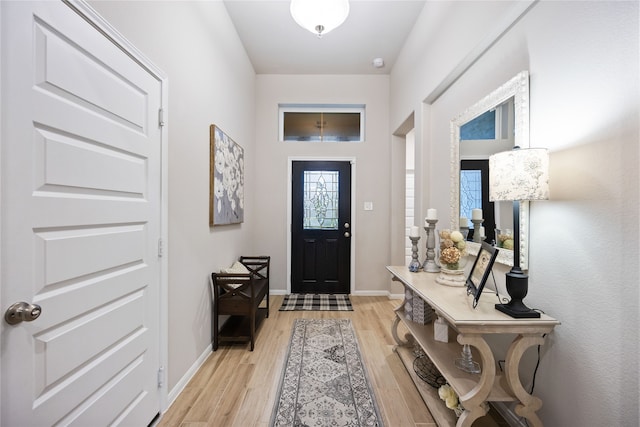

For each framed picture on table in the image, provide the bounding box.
[466,242,499,308]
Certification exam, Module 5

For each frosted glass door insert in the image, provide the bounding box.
[303,171,339,230]
[461,169,482,229]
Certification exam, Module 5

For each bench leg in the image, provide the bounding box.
[266,293,270,318]
[213,302,219,351]
[250,309,255,351]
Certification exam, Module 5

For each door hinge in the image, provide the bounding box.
[158,108,165,127]
[157,366,165,389]
[157,238,164,258]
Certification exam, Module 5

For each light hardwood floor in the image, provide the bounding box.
[157,295,508,427]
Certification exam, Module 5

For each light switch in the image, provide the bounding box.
[364,202,373,211]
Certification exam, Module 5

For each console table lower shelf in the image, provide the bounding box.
[395,346,508,427]
[394,345,460,426]
[393,312,507,427]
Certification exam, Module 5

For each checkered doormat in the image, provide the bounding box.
[279,294,353,311]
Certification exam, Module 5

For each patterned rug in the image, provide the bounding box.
[279,294,353,311]
[271,319,382,426]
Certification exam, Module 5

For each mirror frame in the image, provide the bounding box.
[450,71,530,269]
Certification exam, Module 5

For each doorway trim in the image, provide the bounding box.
[287,156,356,294]
[60,0,170,412]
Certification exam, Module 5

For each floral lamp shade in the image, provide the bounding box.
[489,148,549,202]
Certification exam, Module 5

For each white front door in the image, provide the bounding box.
[1,2,163,425]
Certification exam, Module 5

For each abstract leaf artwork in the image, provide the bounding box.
[210,125,244,226]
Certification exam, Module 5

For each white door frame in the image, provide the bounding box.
[286,156,356,294]
[0,0,170,414]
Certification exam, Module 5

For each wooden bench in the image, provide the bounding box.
[210,256,270,351]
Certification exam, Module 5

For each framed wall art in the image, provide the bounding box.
[210,125,244,226]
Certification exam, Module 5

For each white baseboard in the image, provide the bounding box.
[351,290,390,296]
[269,290,288,295]
[164,345,212,412]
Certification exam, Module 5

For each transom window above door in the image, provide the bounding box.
[279,104,365,142]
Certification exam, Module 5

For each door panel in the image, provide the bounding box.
[36,127,146,194]
[1,2,161,425]
[291,161,351,294]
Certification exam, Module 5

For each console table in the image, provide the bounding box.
[386,266,559,427]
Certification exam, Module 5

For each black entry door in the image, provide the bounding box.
[461,159,496,243]
[291,161,351,294]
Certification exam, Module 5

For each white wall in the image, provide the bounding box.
[254,75,391,294]
[90,1,256,392]
[392,1,639,426]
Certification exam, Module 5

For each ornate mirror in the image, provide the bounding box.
[450,71,530,268]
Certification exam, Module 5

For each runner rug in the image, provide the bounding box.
[270,318,383,427]
[279,294,353,311]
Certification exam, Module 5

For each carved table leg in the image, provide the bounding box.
[504,334,545,427]
[456,333,495,427]
[391,312,411,348]
[390,282,416,349]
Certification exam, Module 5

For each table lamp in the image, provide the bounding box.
[489,147,549,318]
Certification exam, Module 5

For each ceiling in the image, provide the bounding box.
[223,0,427,75]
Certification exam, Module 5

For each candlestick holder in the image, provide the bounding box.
[460,225,469,241]
[408,236,421,272]
[471,218,484,243]
[422,219,440,272]
[454,344,481,374]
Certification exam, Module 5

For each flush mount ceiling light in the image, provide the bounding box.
[290,0,350,38]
